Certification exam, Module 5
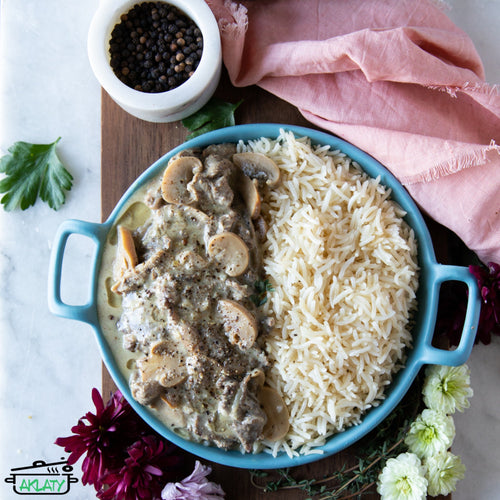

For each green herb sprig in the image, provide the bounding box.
[182,98,243,140]
[250,375,423,499]
[0,138,73,211]
[250,431,410,499]
[250,278,274,306]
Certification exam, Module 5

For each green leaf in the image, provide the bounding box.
[182,98,243,140]
[0,137,73,211]
[250,279,275,306]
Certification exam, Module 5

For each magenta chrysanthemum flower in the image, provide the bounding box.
[469,262,500,344]
[55,388,147,488]
[98,435,183,500]
[56,388,186,498]
[436,261,500,346]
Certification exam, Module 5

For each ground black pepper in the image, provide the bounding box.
[109,1,203,93]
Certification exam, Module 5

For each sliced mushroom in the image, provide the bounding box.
[259,386,290,441]
[112,248,168,295]
[232,152,280,187]
[207,232,249,277]
[112,225,138,281]
[218,299,258,350]
[247,368,265,388]
[136,340,187,388]
[161,156,202,204]
[239,174,261,219]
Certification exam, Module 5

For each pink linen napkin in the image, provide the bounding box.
[206,0,500,265]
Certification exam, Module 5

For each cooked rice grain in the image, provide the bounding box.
[238,130,419,457]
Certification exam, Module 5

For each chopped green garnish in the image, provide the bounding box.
[0,138,73,211]
[182,98,243,140]
[250,279,274,307]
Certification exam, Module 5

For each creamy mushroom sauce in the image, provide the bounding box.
[97,144,287,453]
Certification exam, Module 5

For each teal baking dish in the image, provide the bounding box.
[48,124,481,469]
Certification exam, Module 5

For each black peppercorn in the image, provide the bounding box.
[108,1,203,93]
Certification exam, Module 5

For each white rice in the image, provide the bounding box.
[238,130,419,457]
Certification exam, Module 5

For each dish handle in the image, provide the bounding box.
[48,219,106,325]
[420,263,481,366]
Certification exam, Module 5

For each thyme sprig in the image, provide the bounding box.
[250,375,424,499]
[250,437,407,499]
[250,278,274,306]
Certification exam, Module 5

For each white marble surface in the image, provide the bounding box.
[0,1,498,499]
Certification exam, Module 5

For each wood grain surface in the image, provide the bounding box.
[101,70,452,499]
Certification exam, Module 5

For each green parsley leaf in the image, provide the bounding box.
[182,98,243,140]
[0,137,73,211]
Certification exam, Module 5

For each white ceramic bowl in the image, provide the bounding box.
[88,0,222,122]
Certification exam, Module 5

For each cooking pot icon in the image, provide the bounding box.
[4,459,78,495]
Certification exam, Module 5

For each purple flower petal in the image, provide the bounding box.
[161,461,225,500]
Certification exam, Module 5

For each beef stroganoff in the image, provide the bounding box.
[97,129,419,456]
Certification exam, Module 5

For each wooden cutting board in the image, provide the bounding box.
[101,70,452,499]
